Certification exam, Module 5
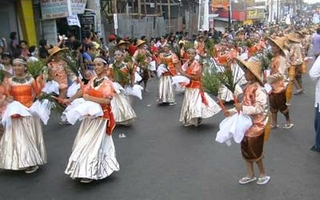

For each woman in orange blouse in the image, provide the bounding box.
[0,57,46,174]
[177,48,221,126]
[64,57,119,183]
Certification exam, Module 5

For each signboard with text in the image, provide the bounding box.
[246,9,265,19]
[41,0,71,20]
[41,0,87,20]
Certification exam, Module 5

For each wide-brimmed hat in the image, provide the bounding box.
[117,40,129,46]
[136,39,146,47]
[287,33,301,43]
[267,36,286,56]
[235,57,263,85]
[48,46,68,61]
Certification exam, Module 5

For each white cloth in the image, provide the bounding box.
[125,84,143,100]
[1,101,32,128]
[29,99,53,125]
[112,82,125,94]
[171,75,190,85]
[67,82,81,98]
[157,64,168,77]
[64,99,103,125]
[42,80,59,95]
[215,112,252,146]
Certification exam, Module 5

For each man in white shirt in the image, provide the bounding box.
[309,56,320,152]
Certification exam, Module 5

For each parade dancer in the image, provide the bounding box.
[0,57,46,174]
[108,51,137,126]
[64,57,119,183]
[156,43,179,105]
[132,39,151,92]
[177,48,221,126]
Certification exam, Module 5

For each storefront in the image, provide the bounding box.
[0,0,36,46]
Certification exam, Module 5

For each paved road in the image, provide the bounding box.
[1,61,320,200]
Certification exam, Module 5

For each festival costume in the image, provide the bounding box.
[109,62,137,126]
[267,55,288,113]
[65,76,119,180]
[48,60,77,90]
[0,75,47,170]
[157,52,179,104]
[240,82,269,162]
[179,59,221,126]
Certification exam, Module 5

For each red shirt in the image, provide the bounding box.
[128,44,137,56]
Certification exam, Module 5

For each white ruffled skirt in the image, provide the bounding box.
[0,116,47,170]
[180,88,221,126]
[158,75,175,104]
[65,117,119,180]
[111,93,137,126]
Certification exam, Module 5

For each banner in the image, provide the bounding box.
[67,14,81,27]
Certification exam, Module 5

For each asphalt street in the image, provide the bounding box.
[0,61,320,200]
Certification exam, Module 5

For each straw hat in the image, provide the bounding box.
[136,39,146,47]
[287,33,301,43]
[48,46,68,61]
[235,57,263,85]
[117,40,129,46]
[267,36,286,55]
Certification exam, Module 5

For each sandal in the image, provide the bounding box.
[239,176,257,185]
[283,123,294,129]
[257,176,271,185]
[270,124,279,129]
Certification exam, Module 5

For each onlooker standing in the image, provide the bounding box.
[9,32,20,58]
[309,55,320,152]
[311,28,320,59]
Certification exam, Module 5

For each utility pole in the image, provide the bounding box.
[168,0,171,33]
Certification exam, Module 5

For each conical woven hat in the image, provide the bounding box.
[287,33,301,43]
[117,40,129,46]
[267,36,286,56]
[136,39,146,47]
[235,57,263,85]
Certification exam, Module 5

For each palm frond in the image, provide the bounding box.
[205,38,215,57]
[0,70,6,83]
[27,60,46,79]
[112,65,129,86]
[62,52,79,77]
[202,66,221,96]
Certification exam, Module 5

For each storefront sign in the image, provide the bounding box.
[41,0,87,19]
[42,19,57,45]
[70,0,87,14]
[41,0,71,20]
[246,9,265,19]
